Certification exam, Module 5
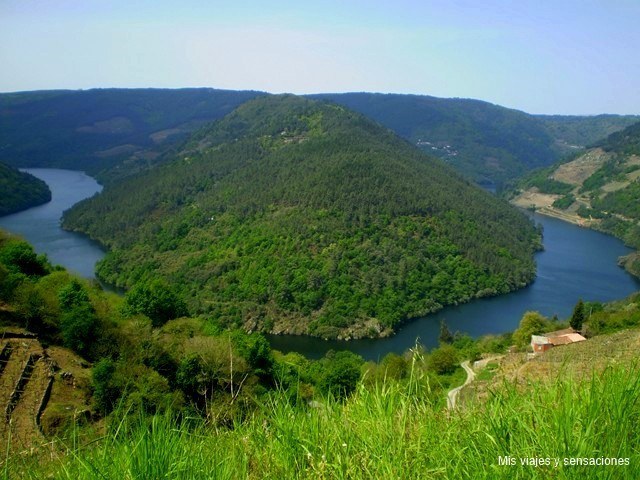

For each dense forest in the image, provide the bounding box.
[313,93,638,186]
[2,89,636,187]
[0,88,264,181]
[0,162,51,216]
[63,95,541,339]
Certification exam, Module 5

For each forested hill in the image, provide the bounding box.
[536,114,639,151]
[312,93,639,186]
[0,163,51,216]
[0,88,265,181]
[510,120,640,277]
[64,95,540,339]
[2,88,636,187]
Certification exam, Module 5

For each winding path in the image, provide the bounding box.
[447,361,475,410]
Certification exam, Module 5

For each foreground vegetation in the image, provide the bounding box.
[5,361,639,479]
[3,229,640,478]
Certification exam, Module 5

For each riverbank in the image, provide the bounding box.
[510,191,640,280]
[0,169,105,279]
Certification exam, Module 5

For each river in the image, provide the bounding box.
[0,169,105,279]
[1,168,639,360]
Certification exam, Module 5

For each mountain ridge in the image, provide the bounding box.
[2,88,637,186]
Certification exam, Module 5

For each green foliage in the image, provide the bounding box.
[594,120,640,156]
[580,157,627,193]
[58,279,90,311]
[0,88,265,180]
[312,92,563,185]
[570,299,585,331]
[92,358,119,415]
[64,95,540,337]
[427,344,458,374]
[438,319,453,344]
[584,293,640,336]
[522,169,574,195]
[539,114,640,149]
[577,205,608,219]
[0,162,51,215]
[317,351,364,398]
[0,238,50,277]
[60,304,98,356]
[552,193,575,210]
[20,362,640,479]
[592,180,640,220]
[513,311,549,348]
[231,331,273,376]
[124,279,187,327]
[378,353,409,381]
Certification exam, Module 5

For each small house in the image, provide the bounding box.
[530,329,586,354]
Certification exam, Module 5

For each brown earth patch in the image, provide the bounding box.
[551,148,610,185]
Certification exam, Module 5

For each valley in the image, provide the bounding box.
[1,89,639,480]
[511,121,640,278]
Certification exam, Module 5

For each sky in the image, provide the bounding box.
[1,0,639,115]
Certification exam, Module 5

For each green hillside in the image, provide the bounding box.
[314,93,639,186]
[63,95,540,339]
[0,162,51,216]
[536,114,639,151]
[0,88,265,181]
[3,89,635,188]
[510,121,640,277]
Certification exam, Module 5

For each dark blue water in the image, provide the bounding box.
[0,169,105,278]
[268,214,640,360]
[1,169,638,361]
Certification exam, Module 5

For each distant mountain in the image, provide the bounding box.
[64,95,540,339]
[0,163,51,216]
[2,89,636,187]
[536,114,640,152]
[0,88,265,182]
[510,121,640,277]
[312,93,563,186]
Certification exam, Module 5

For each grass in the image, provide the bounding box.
[4,360,640,479]
[476,362,499,381]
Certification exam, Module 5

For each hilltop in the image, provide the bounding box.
[313,93,638,186]
[2,89,636,186]
[0,162,51,216]
[63,95,540,339]
[510,121,640,277]
[0,88,264,182]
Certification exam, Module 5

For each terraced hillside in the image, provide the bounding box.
[0,330,91,453]
[510,121,640,277]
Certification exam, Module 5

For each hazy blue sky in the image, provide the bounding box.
[1,0,639,114]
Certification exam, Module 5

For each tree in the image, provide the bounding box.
[513,311,548,348]
[570,299,585,331]
[427,344,458,375]
[124,279,188,327]
[92,358,118,415]
[58,279,90,311]
[439,319,453,344]
[0,241,49,276]
[318,351,363,398]
[60,304,98,356]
